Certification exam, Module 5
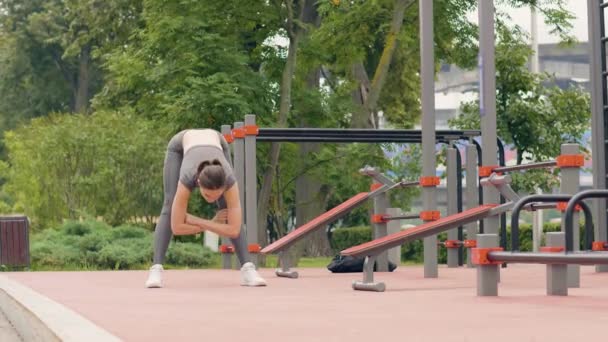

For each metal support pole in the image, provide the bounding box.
[244,115,259,266]
[420,0,438,278]
[447,145,459,267]
[477,234,499,296]
[465,142,479,267]
[545,232,567,296]
[373,181,389,272]
[386,208,402,266]
[559,144,580,287]
[352,255,386,292]
[220,125,234,269]
[233,121,245,269]
[588,0,608,273]
[478,0,499,231]
[276,251,298,278]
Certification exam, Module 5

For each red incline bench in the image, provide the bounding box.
[261,192,372,278]
[341,205,497,291]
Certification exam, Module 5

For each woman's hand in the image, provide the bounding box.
[212,209,228,223]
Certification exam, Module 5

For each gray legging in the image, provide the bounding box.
[153,131,250,265]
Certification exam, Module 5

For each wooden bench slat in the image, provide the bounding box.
[341,205,497,258]
[261,192,371,254]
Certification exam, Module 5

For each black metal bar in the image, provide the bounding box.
[511,195,593,252]
[258,128,481,136]
[564,190,608,250]
[384,214,420,221]
[454,142,464,266]
[473,139,484,234]
[256,137,469,143]
[497,139,507,258]
[493,160,557,173]
[488,251,608,265]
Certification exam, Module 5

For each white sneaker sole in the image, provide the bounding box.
[241,281,267,287]
[145,281,162,288]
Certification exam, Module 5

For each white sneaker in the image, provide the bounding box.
[240,262,267,287]
[145,264,163,288]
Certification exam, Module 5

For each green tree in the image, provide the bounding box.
[449,25,590,191]
[0,0,143,157]
[94,0,276,131]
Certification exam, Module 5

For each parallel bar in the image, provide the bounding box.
[510,194,593,252]
[564,189,608,250]
[489,251,608,265]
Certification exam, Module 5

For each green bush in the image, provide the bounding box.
[29,219,212,270]
[329,226,372,252]
[166,242,214,267]
[1,111,167,227]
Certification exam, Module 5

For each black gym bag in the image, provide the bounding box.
[326,255,397,273]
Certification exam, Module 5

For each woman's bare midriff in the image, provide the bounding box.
[182,129,221,153]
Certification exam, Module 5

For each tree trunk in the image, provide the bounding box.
[74,44,91,114]
[350,62,372,128]
[351,0,411,128]
[257,0,305,261]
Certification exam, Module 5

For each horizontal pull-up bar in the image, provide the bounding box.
[256,137,465,143]
[256,128,480,143]
[258,128,480,136]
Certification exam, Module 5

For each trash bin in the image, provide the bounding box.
[0,216,30,267]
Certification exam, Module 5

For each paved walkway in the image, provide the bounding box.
[0,309,21,342]
[3,264,608,342]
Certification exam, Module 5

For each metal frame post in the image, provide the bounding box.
[465,142,479,267]
[233,121,245,269]
[477,234,499,296]
[420,0,438,278]
[545,232,567,296]
[447,144,459,267]
[478,0,499,233]
[244,115,259,266]
[559,144,580,287]
[220,125,234,269]
[588,0,608,273]
[373,181,389,272]
[386,208,402,266]
[352,255,386,292]
[276,251,298,278]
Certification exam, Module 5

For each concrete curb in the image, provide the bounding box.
[0,274,121,342]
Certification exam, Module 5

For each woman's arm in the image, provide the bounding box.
[171,182,205,235]
[187,184,242,238]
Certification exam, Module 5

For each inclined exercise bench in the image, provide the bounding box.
[260,174,416,278]
[341,205,498,291]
